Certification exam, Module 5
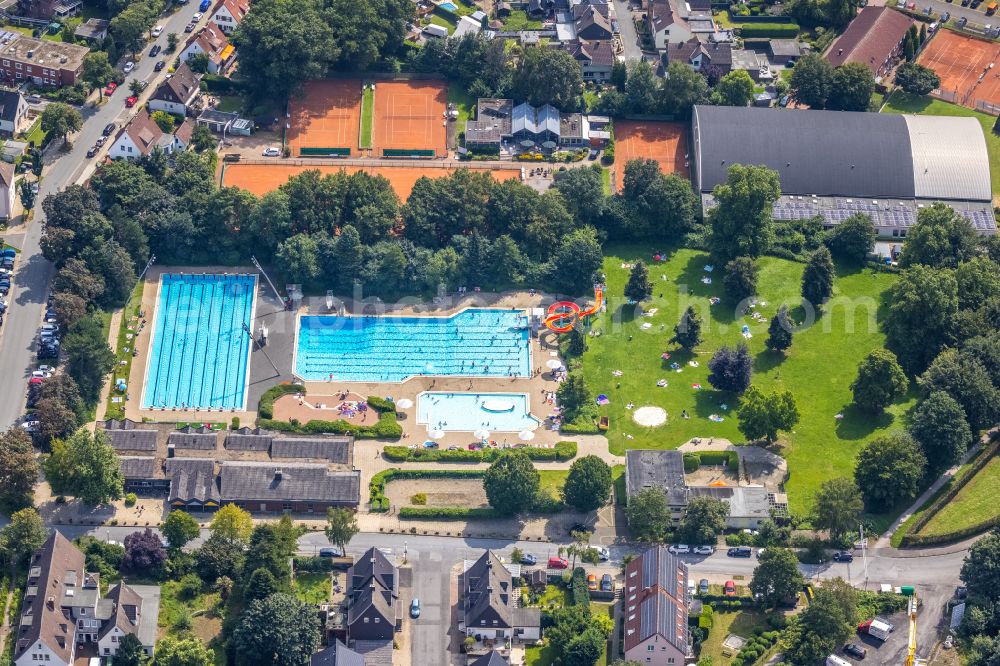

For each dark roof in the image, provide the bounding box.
[224,432,272,451]
[692,105,992,202]
[218,462,360,504]
[15,532,80,664]
[625,449,688,506]
[166,458,219,504]
[352,640,393,666]
[464,551,519,630]
[106,428,157,452]
[826,6,912,70]
[271,437,350,463]
[0,89,22,124]
[574,4,612,39]
[98,582,143,642]
[769,39,801,57]
[119,456,157,479]
[311,640,366,666]
[151,62,201,106]
[167,430,218,450]
[566,39,615,67]
[350,548,398,597]
[471,652,510,666]
[665,38,732,68]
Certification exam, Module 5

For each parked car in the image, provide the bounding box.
[126,96,138,108]
[96,136,106,148]
[956,586,968,600]
[184,23,196,32]
[152,24,164,36]
[727,547,752,558]
[318,547,342,557]
[103,122,117,136]
[693,546,714,555]
[104,82,118,96]
[37,365,54,373]
[192,11,203,19]
[724,580,736,597]
[844,643,867,659]
[20,419,39,432]
[568,523,591,535]
[123,61,135,74]
[155,60,166,71]
[757,548,766,559]
[519,553,537,566]
[698,579,710,594]
[668,544,690,554]
[548,557,569,569]
[31,370,52,379]
[587,574,598,591]
[600,574,613,591]
[833,551,854,562]
[262,147,281,157]
[149,44,161,57]
[409,598,420,618]
[86,146,98,158]
[2,248,16,259]
[594,546,610,561]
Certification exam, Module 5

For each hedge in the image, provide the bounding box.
[382,441,577,463]
[369,468,485,512]
[202,73,240,94]
[738,23,800,38]
[684,450,739,472]
[697,593,758,607]
[293,556,335,573]
[258,401,402,439]
[399,506,499,520]
[258,383,304,419]
[569,567,590,606]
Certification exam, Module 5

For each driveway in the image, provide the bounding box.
[612,0,644,62]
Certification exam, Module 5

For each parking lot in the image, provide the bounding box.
[911,0,1000,32]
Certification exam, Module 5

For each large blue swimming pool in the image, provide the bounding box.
[295,308,531,382]
[142,273,256,410]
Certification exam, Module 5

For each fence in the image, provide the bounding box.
[929,88,959,105]
[975,98,1000,115]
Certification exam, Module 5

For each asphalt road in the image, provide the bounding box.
[0,3,207,428]
[612,0,644,62]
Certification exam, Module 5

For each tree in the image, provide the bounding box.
[162,510,201,550]
[33,398,79,448]
[828,62,875,112]
[563,455,613,512]
[626,487,670,541]
[483,451,540,516]
[672,306,703,350]
[325,507,358,554]
[715,70,754,107]
[961,527,1000,602]
[956,257,1000,312]
[81,51,115,101]
[548,228,602,294]
[825,213,876,263]
[785,583,855,665]
[812,478,863,539]
[41,102,83,141]
[245,568,279,602]
[511,46,583,109]
[851,349,908,413]
[190,124,216,152]
[736,386,799,443]
[750,547,804,608]
[123,528,168,572]
[44,430,123,505]
[789,53,834,108]
[0,429,40,508]
[624,260,652,302]
[766,305,794,353]
[895,62,940,95]
[883,265,958,374]
[18,179,35,210]
[0,508,47,565]
[195,532,245,583]
[919,348,1000,433]
[151,110,176,133]
[557,372,592,421]
[723,256,758,302]
[231,593,320,666]
[624,60,660,114]
[553,165,605,227]
[50,291,87,329]
[153,635,214,666]
[909,391,972,471]
[708,164,781,264]
[854,432,927,508]
[209,504,253,543]
[276,233,320,283]
[62,314,115,404]
[677,496,729,544]
[562,627,606,666]
[801,245,835,308]
[900,203,980,269]
[660,61,708,118]
[707,344,753,393]
[166,31,179,52]
[112,633,146,666]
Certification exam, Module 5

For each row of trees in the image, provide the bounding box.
[483,450,614,515]
[788,53,876,112]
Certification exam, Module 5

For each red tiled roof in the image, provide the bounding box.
[826,6,913,70]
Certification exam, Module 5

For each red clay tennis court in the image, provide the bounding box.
[372,80,447,157]
[614,120,689,190]
[222,164,521,199]
[286,80,363,156]
[918,30,1000,109]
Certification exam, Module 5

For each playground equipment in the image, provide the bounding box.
[544,286,604,333]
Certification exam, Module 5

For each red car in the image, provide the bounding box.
[104,82,117,96]
[125,96,138,108]
[548,557,569,570]
[724,580,736,597]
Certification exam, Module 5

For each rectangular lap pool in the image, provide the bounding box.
[417,392,539,432]
[142,273,257,410]
[295,308,530,382]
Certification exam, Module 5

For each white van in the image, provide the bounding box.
[826,656,852,666]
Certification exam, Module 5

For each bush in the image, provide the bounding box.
[530,491,564,513]
[683,453,700,472]
[258,383,304,419]
[178,573,202,600]
[202,73,240,94]
[231,416,240,430]
[124,493,137,507]
[569,567,590,606]
[410,493,427,505]
[382,441,577,463]
[292,556,335,573]
[258,401,402,439]
[398,507,499,520]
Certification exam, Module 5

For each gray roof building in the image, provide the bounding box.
[119,456,157,479]
[167,428,217,451]
[271,437,351,463]
[106,428,157,452]
[471,652,510,666]
[166,458,220,506]
[691,105,992,202]
[512,102,560,137]
[311,640,366,666]
[347,548,399,641]
[218,462,360,505]
[224,431,272,451]
[625,449,688,507]
[461,551,540,635]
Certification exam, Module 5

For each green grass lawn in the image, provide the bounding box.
[611,464,625,505]
[600,167,612,195]
[538,470,568,498]
[360,85,374,149]
[697,609,768,663]
[882,91,1000,199]
[917,455,1000,537]
[448,83,475,129]
[428,13,457,34]
[216,95,242,114]
[104,280,144,420]
[580,244,913,520]
[503,9,543,30]
[21,117,45,149]
[157,580,222,632]
[292,573,331,604]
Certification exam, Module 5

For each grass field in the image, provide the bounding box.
[579,244,912,519]
[104,280,144,420]
[360,85,374,149]
[292,573,331,604]
[538,470,568,498]
[448,83,475,128]
[917,454,1000,537]
[503,9,543,30]
[882,91,1000,198]
[697,609,768,662]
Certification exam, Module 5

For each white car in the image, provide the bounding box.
[20,420,39,431]
[31,370,52,379]
[123,61,135,74]
[693,546,714,555]
[262,147,281,157]
[594,546,610,561]
[192,11,203,19]
[668,544,691,554]
[152,25,163,37]
[37,365,55,373]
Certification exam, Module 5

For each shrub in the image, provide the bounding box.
[258,383,304,419]
[569,567,590,606]
[292,557,335,573]
[410,493,427,505]
[178,573,202,600]
[231,416,240,430]
[382,441,577,463]
[739,23,800,37]
[683,453,700,472]
[530,491,564,513]
[258,399,402,439]
[124,493,137,507]
[398,507,499,520]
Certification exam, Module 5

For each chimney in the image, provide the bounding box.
[274,469,283,481]
[47,596,54,610]
[838,48,843,55]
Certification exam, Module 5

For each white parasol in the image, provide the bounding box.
[474,429,491,440]
[518,430,535,441]
[427,428,445,440]
[395,398,413,409]
[546,359,564,370]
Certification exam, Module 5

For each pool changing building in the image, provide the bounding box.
[691,105,997,238]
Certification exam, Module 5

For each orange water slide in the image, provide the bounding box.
[543,286,604,333]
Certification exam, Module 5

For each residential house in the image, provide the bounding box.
[218,461,361,512]
[526,0,555,18]
[0,161,15,221]
[564,39,614,82]
[648,0,692,49]
[574,2,612,40]
[14,0,78,19]
[623,545,690,666]
[346,547,400,642]
[768,39,802,65]
[471,652,510,666]
[109,110,192,160]
[13,533,160,666]
[311,640,366,666]
[454,14,484,38]
[148,62,202,116]
[731,48,772,82]
[0,89,27,137]
[459,550,541,652]
[825,6,913,79]
[662,38,732,76]
[74,18,109,42]
[211,0,250,34]
[180,23,235,75]
[0,35,89,87]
